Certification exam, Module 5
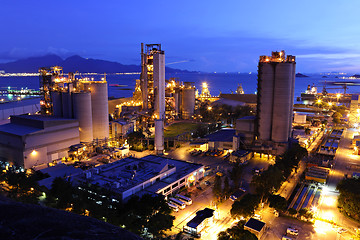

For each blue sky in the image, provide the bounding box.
[1,0,360,73]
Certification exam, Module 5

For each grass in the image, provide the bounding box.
[164,122,200,138]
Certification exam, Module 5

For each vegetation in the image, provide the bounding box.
[217,220,257,240]
[213,175,223,201]
[268,194,288,211]
[198,102,254,124]
[164,122,200,138]
[230,194,260,219]
[336,177,360,221]
[228,163,244,189]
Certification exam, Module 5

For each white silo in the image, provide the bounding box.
[88,82,109,139]
[72,92,93,142]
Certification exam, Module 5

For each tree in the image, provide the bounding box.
[336,178,360,221]
[223,177,231,199]
[228,163,243,189]
[217,220,257,240]
[288,208,297,215]
[127,131,145,146]
[213,175,223,201]
[230,194,260,219]
[332,112,342,124]
[268,194,288,211]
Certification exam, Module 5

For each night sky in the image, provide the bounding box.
[1,0,360,73]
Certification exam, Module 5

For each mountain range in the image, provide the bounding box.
[0,54,192,74]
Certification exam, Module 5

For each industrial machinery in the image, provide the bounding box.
[39,67,109,142]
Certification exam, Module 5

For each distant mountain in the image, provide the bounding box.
[295,73,309,78]
[0,54,192,74]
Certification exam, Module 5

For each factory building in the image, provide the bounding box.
[256,50,296,150]
[0,115,80,169]
[69,155,204,201]
[39,67,109,142]
[349,94,360,127]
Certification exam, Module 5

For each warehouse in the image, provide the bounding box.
[0,115,80,169]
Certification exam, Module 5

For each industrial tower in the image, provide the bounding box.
[256,50,296,145]
[140,43,165,154]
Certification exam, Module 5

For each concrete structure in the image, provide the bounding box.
[183,208,215,237]
[256,51,296,145]
[0,115,80,169]
[181,82,196,119]
[218,94,257,109]
[205,129,238,151]
[244,218,266,239]
[0,98,40,124]
[229,150,253,163]
[349,94,360,127]
[236,116,256,145]
[39,67,109,142]
[109,119,134,138]
[71,155,204,201]
[294,113,307,124]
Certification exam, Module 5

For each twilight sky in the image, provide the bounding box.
[1,0,360,73]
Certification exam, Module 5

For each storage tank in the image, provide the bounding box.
[61,92,73,118]
[51,91,62,117]
[72,92,93,142]
[174,88,180,116]
[271,63,295,142]
[154,119,164,154]
[181,82,195,119]
[257,63,275,141]
[88,82,109,139]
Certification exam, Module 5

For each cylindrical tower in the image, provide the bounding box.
[72,92,93,142]
[61,92,73,119]
[181,82,195,119]
[51,91,62,117]
[153,52,165,119]
[257,63,275,141]
[154,119,164,154]
[88,82,109,139]
[271,63,295,142]
[174,88,180,116]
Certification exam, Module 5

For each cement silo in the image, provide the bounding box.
[257,63,275,141]
[88,82,109,139]
[51,91,62,117]
[72,92,93,142]
[61,92,73,119]
[256,51,296,144]
[181,82,195,119]
[271,63,295,142]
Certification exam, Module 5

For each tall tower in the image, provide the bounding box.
[256,50,296,144]
[140,43,165,154]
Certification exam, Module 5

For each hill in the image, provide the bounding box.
[0,196,142,240]
[0,54,192,74]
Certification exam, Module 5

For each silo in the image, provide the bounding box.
[154,119,164,154]
[181,82,195,119]
[61,92,73,118]
[51,91,62,117]
[271,63,294,142]
[89,82,109,139]
[257,63,275,141]
[73,92,93,142]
